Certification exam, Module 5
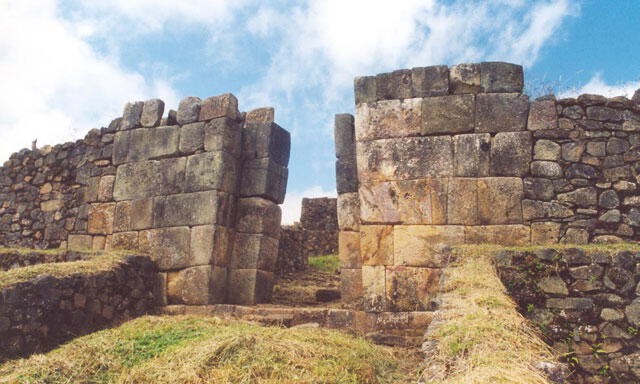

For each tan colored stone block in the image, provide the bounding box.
[227,269,274,305]
[453,133,491,177]
[355,98,422,141]
[337,192,360,231]
[139,227,191,270]
[41,199,63,212]
[153,191,219,228]
[111,231,139,250]
[166,265,216,305]
[386,266,441,311]
[422,94,475,135]
[113,201,131,232]
[88,203,115,235]
[230,233,278,271]
[362,265,386,312]
[199,93,240,121]
[97,175,115,202]
[130,198,153,230]
[246,107,275,124]
[449,63,481,94]
[393,225,464,267]
[191,225,214,265]
[91,236,106,250]
[236,197,281,238]
[360,225,393,266]
[447,178,478,225]
[477,178,523,225]
[67,234,92,249]
[339,231,361,269]
[528,99,558,131]
[531,222,561,245]
[359,179,447,224]
[340,268,363,305]
[465,225,530,246]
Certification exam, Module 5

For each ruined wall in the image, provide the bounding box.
[337,62,640,313]
[275,224,305,276]
[300,197,338,257]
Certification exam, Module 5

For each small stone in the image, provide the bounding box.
[557,187,597,206]
[546,298,593,310]
[626,208,640,226]
[587,106,623,122]
[607,137,630,155]
[598,190,619,209]
[577,94,607,106]
[537,276,568,296]
[599,209,621,223]
[561,142,584,162]
[586,141,606,157]
[533,140,560,160]
[625,298,640,326]
[614,180,636,191]
[530,161,562,178]
[565,163,597,179]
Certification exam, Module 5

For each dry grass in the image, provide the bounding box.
[308,254,340,274]
[0,315,407,384]
[422,245,560,384]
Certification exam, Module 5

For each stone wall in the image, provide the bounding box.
[300,197,338,257]
[0,252,157,361]
[497,247,640,383]
[337,62,640,313]
[275,224,305,276]
[0,249,91,271]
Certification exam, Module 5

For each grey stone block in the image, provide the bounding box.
[121,101,144,130]
[354,76,377,105]
[227,269,274,305]
[153,191,219,227]
[139,226,191,271]
[480,62,524,93]
[422,94,475,135]
[334,114,355,159]
[242,122,291,167]
[240,158,288,204]
[130,198,153,230]
[190,225,230,267]
[230,233,279,270]
[411,66,449,97]
[113,158,186,200]
[127,126,180,162]
[185,151,239,194]
[336,157,358,194]
[449,63,481,94]
[490,131,532,177]
[199,93,240,121]
[203,117,242,155]
[140,99,165,127]
[177,96,202,125]
[179,122,204,154]
[475,93,529,133]
[453,133,490,177]
[235,197,282,238]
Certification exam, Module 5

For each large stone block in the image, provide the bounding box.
[475,93,529,133]
[449,63,481,94]
[531,222,561,245]
[110,231,139,250]
[113,158,186,200]
[87,203,115,235]
[376,70,412,100]
[359,179,447,224]
[203,117,242,155]
[337,192,360,231]
[447,178,478,224]
[339,231,361,269]
[453,133,490,177]
[465,225,530,246]
[480,62,524,93]
[227,269,274,305]
[130,198,153,230]
[393,225,464,267]
[139,227,191,270]
[340,268,363,304]
[362,265,386,312]
[190,225,230,267]
[153,191,219,227]
[477,177,523,224]
[121,101,143,130]
[167,265,224,305]
[528,99,558,131]
[360,225,393,266]
[386,266,441,311]
[67,234,92,249]
[490,131,532,177]
[112,130,131,165]
[177,96,202,125]
[411,65,449,97]
[334,113,355,158]
[354,76,377,105]
[246,107,274,124]
[422,94,474,135]
[179,122,204,154]
[240,158,288,204]
[97,176,115,202]
[113,200,131,232]
[127,126,180,162]
[230,233,279,270]
[336,156,358,194]
[199,93,240,121]
[185,151,239,194]
[355,98,422,141]
[140,99,164,128]
[533,140,561,161]
[236,197,281,238]
[356,136,453,182]
[242,122,291,167]
[522,200,573,221]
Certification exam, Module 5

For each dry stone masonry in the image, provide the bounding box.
[337,62,640,314]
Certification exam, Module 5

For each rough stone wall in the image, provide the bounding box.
[300,197,338,257]
[0,249,91,271]
[0,253,157,361]
[275,224,305,276]
[497,247,640,383]
[338,61,640,313]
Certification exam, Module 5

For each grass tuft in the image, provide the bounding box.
[308,254,340,274]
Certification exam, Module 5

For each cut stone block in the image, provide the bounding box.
[179,122,204,154]
[230,233,279,270]
[465,225,530,246]
[337,192,360,231]
[339,231,361,269]
[235,197,282,238]
[246,107,274,124]
[199,93,240,121]
[354,76,377,105]
[126,126,180,162]
[531,161,562,178]
[360,225,393,266]
[522,200,573,221]
[167,265,221,305]
[475,93,529,133]
[242,122,291,167]
[130,198,153,230]
[357,136,453,182]
[480,62,524,93]
[477,177,524,224]
[340,268,363,304]
[422,95,474,135]
[534,140,561,161]
[113,158,186,200]
[411,65,449,97]
[490,131,532,177]
[335,113,355,158]
[336,156,358,194]
[453,133,490,177]
[111,231,139,250]
[358,179,447,224]
[153,191,219,227]
[140,99,165,128]
[113,130,130,165]
[362,265,386,312]
[113,200,131,232]
[376,71,412,100]
[528,99,558,131]
[121,101,144,130]
[227,269,274,305]
[185,151,239,194]
[139,226,191,270]
[393,225,464,267]
[531,222,561,245]
[203,117,242,155]
[92,236,106,250]
[449,63,481,94]
[67,234,92,249]
[190,225,230,267]
[355,99,422,141]
[386,266,441,311]
[97,175,115,202]
[240,158,288,204]
[87,203,115,235]
[177,96,202,125]
[447,178,478,225]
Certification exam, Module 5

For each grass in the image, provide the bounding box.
[422,245,560,384]
[308,254,340,274]
[0,315,408,384]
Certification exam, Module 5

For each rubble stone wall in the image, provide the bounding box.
[337,62,640,313]
[300,197,338,257]
[497,247,640,383]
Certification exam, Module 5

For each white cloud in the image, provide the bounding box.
[559,73,640,99]
[281,186,337,225]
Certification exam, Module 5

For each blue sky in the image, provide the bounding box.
[0,0,638,222]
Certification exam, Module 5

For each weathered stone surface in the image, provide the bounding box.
[358,179,447,224]
[561,142,584,162]
[87,203,115,235]
[153,191,219,227]
[334,113,355,159]
[167,265,219,305]
[599,190,620,209]
[626,299,640,326]
[385,266,441,311]
[565,163,597,179]
[534,140,561,160]
[203,118,242,155]
[411,66,449,97]
[242,122,291,167]
[465,225,530,246]
[190,225,229,267]
[339,231,361,268]
[356,99,421,141]
[562,228,589,244]
[490,132,532,176]
[246,107,275,124]
[530,161,562,178]
[449,63,481,94]
[607,137,630,155]
[599,209,621,223]
[524,178,555,200]
[447,178,478,224]
[376,70,413,100]
[230,233,278,270]
[185,151,238,194]
[139,227,191,270]
[67,234,92,249]
[476,93,529,133]
[179,122,204,154]
[360,225,393,266]
[199,94,239,121]
[121,101,144,130]
[422,95,474,135]
[140,99,164,128]
[538,276,568,295]
[354,76,377,104]
[127,126,180,162]
[531,222,561,245]
[528,99,558,131]
[557,187,597,207]
[240,158,288,204]
[340,268,363,304]
[41,199,63,212]
[362,265,386,312]
[453,133,490,177]
[235,197,281,238]
[586,106,623,122]
[547,298,594,310]
[337,192,360,231]
[357,136,453,182]
[336,155,358,194]
[113,130,130,165]
[393,225,464,267]
[177,96,202,125]
[477,177,523,224]
[480,62,524,93]
[110,231,139,250]
[130,198,153,230]
[113,158,186,200]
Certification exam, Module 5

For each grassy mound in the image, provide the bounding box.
[308,254,340,274]
[0,315,407,384]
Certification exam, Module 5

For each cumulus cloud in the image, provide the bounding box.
[559,73,640,99]
[281,186,337,225]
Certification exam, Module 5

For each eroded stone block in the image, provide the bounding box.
[465,225,530,246]
[185,151,239,194]
[531,222,561,245]
[199,94,240,121]
[386,266,441,311]
[242,122,291,167]
[480,62,524,93]
[113,200,131,232]
[131,198,153,230]
[179,122,204,154]
[203,118,242,155]
[356,99,422,141]
[354,76,377,104]
[393,225,464,267]
[335,113,355,158]
[190,225,230,266]
[360,225,393,266]
[167,265,216,305]
[87,203,115,235]
[153,191,219,227]
[448,178,478,224]
[111,231,139,250]
[240,158,288,204]
[490,131,532,177]
[127,126,180,162]
[449,63,481,94]
[246,107,275,124]
[113,158,186,200]
[337,192,360,231]
[140,99,165,128]
[230,233,278,270]
[475,93,529,133]
[139,226,191,270]
[227,269,274,305]
[422,95,474,135]
[528,99,558,131]
[339,231,361,269]
[121,101,143,130]
[411,66,449,97]
[341,268,363,304]
[177,96,202,125]
[236,197,281,238]
[363,266,386,312]
[67,234,92,249]
[336,156,358,194]
[477,177,523,224]
[453,133,490,176]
